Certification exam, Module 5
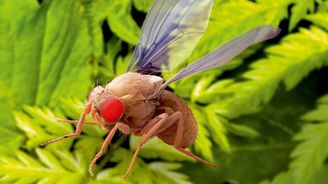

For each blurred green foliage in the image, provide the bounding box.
[0,0,328,183]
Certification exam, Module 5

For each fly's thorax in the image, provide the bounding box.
[105,72,163,119]
[105,72,163,97]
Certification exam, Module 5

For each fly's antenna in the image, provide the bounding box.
[94,79,99,87]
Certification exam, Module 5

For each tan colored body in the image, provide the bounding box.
[41,72,214,177]
[103,72,197,148]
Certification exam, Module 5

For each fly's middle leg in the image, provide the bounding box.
[123,113,169,178]
[88,122,131,176]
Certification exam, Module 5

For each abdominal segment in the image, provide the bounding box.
[156,90,197,148]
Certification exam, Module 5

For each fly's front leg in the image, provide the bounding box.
[89,122,131,176]
[40,103,92,147]
[55,118,97,125]
[123,113,169,178]
[54,106,102,125]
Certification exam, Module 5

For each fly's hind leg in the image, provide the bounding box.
[123,111,216,178]
[166,112,216,168]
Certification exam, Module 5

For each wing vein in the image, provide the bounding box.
[140,0,197,69]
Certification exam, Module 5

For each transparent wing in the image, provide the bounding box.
[127,0,214,74]
[163,25,281,87]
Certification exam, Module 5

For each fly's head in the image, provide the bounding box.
[87,86,105,104]
[88,86,125,124]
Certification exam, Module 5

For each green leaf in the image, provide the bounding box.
[265,93,328,184]
[270,27,328,90]
[301,105,328,121]
[104,148,192,184]
[263,164,328,184]
[308,164,328,184]
[204,110,231,153]
[116,53,133,75]
[185,139,293,184]
[98,39,132,81]
[0,149,86,184]
[190,105,214,162]
[148,162,192,184]
[0,82,23,154]
[74,136,104,163]
[0,82,16,130]
[192,78,235,104]
[9,2,47,106]
[89,173,132,184]
[260,172,295,184]
[291,121,328,182]
[107,148,161,184]
[133,0,154,12]
[0,0,38,87]
[318,0,328,12]
[288,94,328,184]
[14,107,73,150]
[186,83,317,184]
[306,13,328,31]
[214,26,328,118]
[81,0,105,66]
[107,0,140,45]
[0,0,93,155]
[40,0,92,107]
[289,0,316,31]
[129,136,192,161]
[15,103,105,162]
[223,121,260,139]
[0,0,93,107]
[0,126,24,156]
[191,75,216,103]
[99,37,122,79]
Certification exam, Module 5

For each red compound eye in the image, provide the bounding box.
[101,96,125,123]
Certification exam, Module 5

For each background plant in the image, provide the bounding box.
[0,0,328,183]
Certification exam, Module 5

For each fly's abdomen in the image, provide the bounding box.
[156,91,197,148]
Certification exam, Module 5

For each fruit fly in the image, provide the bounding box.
[41,0,280,178]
